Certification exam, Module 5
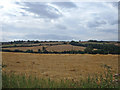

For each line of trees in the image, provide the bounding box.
[70,41,120,54]
[2,40,69,45]
[1,49,85,54]
[2,43,63,48]
[2,45,35,48]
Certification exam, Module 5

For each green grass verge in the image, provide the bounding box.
[2,66,120,88]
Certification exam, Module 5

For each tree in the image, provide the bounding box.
[88,40,97,42]
[27,40,30,42]
[42,47,48,53]
[26,49,33,53]
[63,42,67,44]
[38,49,41,53]
[84,46,93,54]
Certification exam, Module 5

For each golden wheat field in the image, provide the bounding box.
[2,52,118,81]
[46,45,85,52]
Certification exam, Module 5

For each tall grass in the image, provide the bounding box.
[2,65,120,88]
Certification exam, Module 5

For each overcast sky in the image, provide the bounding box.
[0,0,118,41]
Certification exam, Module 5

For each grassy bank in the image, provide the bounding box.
[2,66,119,88]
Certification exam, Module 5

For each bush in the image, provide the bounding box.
[14,49,23,52]
[25,49,34,53]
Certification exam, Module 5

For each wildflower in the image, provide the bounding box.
[113,74,120,77]
[115,79,118,82]
[97,79,101,85]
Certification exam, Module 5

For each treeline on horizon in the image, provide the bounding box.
[2,39,120,44]
[1,40,120,54]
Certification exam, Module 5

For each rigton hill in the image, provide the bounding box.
[1,40,120,54]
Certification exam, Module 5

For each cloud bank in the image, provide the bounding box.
[0,1,118,41]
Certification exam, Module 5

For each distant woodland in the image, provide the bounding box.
[1,40,120,54]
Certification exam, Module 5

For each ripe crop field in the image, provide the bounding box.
[46,45,85,52]
[2,52,118,81]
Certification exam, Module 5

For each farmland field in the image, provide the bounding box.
[2,52,118,81]
[2,44,86,52]
[1,1,119,87]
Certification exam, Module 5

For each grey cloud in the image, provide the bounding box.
[110,20,118,25]
[1,2,118,41]
[100,29,118,33]
[23,2,62,19]
[55,24,67,30]
[15,2,21,5]
[107,18,118,25]
[52,2,77,8]
[99,12,117,25]
[110,2,118,8]
[2,33,24,42]
[20,12,27,16]
[25,34,73,40]
[87,20,107,28]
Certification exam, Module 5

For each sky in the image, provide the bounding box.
[0,0,118,42]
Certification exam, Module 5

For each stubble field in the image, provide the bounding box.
[2,52,118,81]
